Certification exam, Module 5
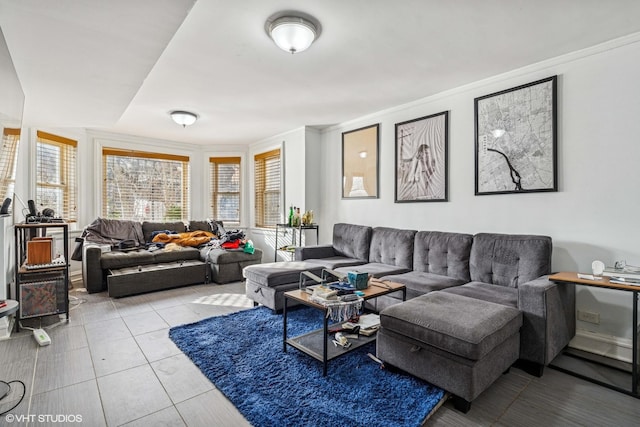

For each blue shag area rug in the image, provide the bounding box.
[169,306,446,427]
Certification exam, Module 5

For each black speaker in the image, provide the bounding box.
[0,198,11,214]
[28,199,38,216]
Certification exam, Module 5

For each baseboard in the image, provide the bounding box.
[569,329,633,363]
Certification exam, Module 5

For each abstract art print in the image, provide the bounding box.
[474,76,557,195]
[342,124,379,199]
[395,111,448,202]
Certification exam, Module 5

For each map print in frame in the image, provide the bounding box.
[474,76,557,195]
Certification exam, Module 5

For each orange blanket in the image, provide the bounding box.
[152,230,214,247]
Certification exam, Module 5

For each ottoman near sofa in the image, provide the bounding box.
[377,291,522,413]
[243,261,324,312]
[200,246,263,284]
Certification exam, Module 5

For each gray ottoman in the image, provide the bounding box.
[243,261,324,312]
[200,247,263,284]
[377,292,522,413]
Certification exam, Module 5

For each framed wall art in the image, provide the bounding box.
[395,111,448,202]
[342,124,379,199]
[474,75,557,195]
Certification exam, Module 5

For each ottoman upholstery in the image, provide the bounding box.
[243,261,324,312]
[200,247,263,284]
[377,292,522,411]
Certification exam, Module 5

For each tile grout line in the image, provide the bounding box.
[491,374,533,425]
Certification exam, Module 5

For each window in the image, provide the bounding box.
[36,131,77,222]
[210,157,241,225]
[102,148,190,221]
[0,128,20,201]
[254,148,281,228]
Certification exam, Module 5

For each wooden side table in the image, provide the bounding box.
[549,272,639,398]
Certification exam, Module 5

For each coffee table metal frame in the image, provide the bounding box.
[283,280,406,376]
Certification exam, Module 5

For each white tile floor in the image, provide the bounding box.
[1,281,639,426]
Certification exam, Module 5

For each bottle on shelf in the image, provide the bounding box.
[288,205,294,226]
[295,208,301,227]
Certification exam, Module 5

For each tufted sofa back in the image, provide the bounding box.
[470,233,552,287]
[332,223,373,261]
[413,231,473,281]
[369,227,417,269]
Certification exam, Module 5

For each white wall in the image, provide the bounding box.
[316,34,640,357]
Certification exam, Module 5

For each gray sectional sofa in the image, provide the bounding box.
[81,219,262,297]
[295,223,575,412]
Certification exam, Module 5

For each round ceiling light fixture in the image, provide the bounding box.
[266,13,320,54]
[170,110,198,127]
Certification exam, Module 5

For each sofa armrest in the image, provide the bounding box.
[83,246,106,294]
[518,275,576,365]
[295,245,336,261]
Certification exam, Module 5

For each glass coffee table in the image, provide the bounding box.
[283,280,406,376]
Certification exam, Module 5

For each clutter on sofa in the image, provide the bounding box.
[80,218,262,296]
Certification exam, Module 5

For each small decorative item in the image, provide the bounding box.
[395,111,449,202]
[475,76,557,195]
[342,124,379,199]
[302,210,313,225]
[348,271,369,290]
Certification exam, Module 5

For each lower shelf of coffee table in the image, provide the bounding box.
[286,328,377,362]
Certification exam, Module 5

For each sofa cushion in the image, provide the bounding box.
[441,282,518,308]
[413,231,472,281]
[188,220,214,233]
[380,292,522,360]
[243,261,323,287]
[332,223,372,261]
[153,246,201,263]
[381,271,466,300]
[200,247,262,264]
[369,227,417,269]
[335,263,410,278]
[189,219,225,237]
[142,221,187,243]
[470,233,552,287]
[101,249,155,270]
[302,256,367,270]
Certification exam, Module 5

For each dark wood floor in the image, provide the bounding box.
[1,282,638,426]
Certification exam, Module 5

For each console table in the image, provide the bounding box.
[549,271,639,398]
[274,223,319,262]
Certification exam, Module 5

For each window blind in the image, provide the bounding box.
[254,148,281,228]
[102,148,190,221]
[0,128,20,201]
[36,131,77,222]
[210,157,241,225]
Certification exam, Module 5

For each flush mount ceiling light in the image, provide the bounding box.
[170,110,198,127]
[266,13,320,54]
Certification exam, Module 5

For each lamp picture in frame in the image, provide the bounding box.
[395,111,448,203]
[474,76,557,195]
[342,124,379,199]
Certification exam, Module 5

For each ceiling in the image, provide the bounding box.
[2,0,640,146]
